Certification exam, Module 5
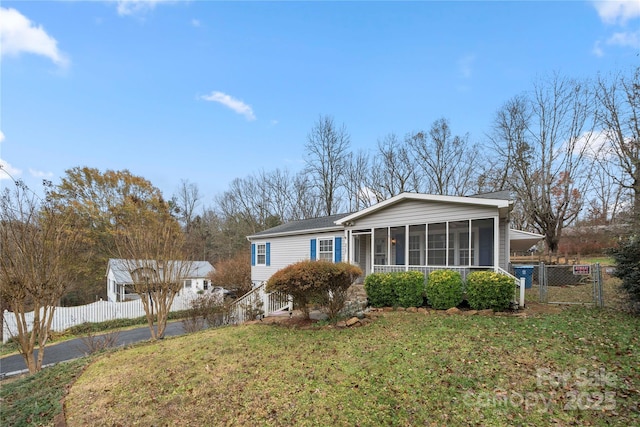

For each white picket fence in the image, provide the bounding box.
[2,293,199,344]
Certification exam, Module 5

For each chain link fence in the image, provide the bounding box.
[517,263,606,307]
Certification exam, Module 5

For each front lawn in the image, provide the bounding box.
[63,307,639,426]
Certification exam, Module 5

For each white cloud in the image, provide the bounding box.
[29,168,54,179]
[0,7,69,67]
[0,130,5,144]
[200,91,256,121]
[592,40,605,57]
[606,30,640,48]
[113,0,178,16]
[593,0,640,25]
[0,159,22,181]
[571,130,614,160]
[191,19,201,27]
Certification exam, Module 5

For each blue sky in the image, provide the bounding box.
[1,1,638,205]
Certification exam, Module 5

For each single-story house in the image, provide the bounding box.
[247,192,543,288]
[106,259,215,302]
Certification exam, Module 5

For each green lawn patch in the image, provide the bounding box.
[0,358,91,426]
[60,307,639,426]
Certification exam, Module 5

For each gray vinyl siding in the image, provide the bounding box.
[251,231,345,283]
[498,218,509,271]
[499,218,508,270]
[351,200,498,228]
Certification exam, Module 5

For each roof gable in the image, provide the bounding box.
[336,192,512,225]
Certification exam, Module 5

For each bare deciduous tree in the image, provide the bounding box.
[369,133,419,202]
[290,172,323,220]
[409,118,479,196]
[0,181,82,373]
[491,74,596,256]
[172,179,202,232]
[304,115,351,216]
[596,67,640,228]
[343,149,374,212]
[112,195,192,340]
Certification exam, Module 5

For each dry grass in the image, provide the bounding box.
[525,276,628,310]
[64,308,639,426]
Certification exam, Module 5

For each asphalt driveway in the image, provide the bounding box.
[0,321,187,378]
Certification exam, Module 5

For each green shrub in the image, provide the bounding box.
[394,271,426,307]
[608,235,640,314]
[425,270,463,310]
[364,271,425,308]
[466,271,516,311]
[364,273,395,307]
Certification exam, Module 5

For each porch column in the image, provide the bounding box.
[370,228,375,272]
[346,229,352,264]
[387,227,391,264]
[494,216,500,270]
[405,225,409,271]
[445,222,450,266]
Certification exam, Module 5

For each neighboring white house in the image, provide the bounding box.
[106,259,215,302]
[247,192,543,287]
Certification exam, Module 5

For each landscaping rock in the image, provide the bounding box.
[406,307,418,313]
[446,307,462,315]
[396,307,406,311]
[383,307,394,312]
[346,317,360,327]
[417,307,428,314]
[463,310,478,316]
[310,311,329,321]
[478,309,494,316]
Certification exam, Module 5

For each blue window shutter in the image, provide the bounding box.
[251,244,256,266]
[335,237,342,262]
[310,239,316,261]
[266,242,271,266]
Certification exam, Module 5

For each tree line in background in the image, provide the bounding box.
[2,67,638,311]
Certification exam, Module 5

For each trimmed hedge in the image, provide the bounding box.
[425,270,463,310]
[364,271,425,308]
[466,271,516,311]
[266,260,362,319]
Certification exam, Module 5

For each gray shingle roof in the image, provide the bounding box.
[248,212,352,239]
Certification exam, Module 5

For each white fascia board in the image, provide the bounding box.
[510,229,544,239]
[247,226,345,240]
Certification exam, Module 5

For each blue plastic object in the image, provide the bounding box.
[513,265,534,289]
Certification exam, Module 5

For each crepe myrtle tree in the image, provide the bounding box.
[112,193,193,340]
[0,180,83,373]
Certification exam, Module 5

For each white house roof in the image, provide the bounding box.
[107,259,215,284]
[509,229,544,252]
[335,192,513,225]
